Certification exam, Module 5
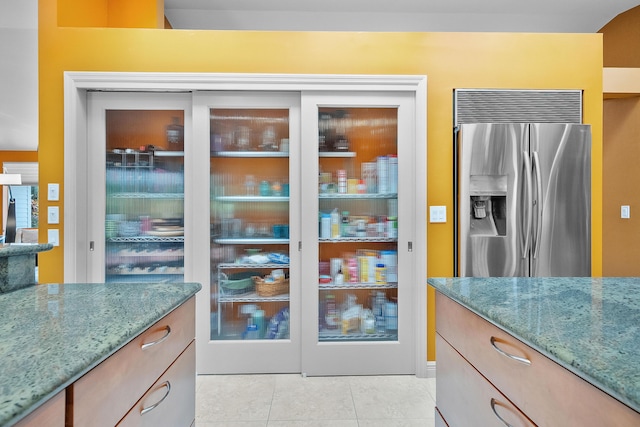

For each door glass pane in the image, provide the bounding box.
[317,107,398,342]
[209,108,290,341]
[105,110,185,283]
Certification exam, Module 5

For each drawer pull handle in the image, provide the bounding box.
[141,325,171,350]
[490,398,515,427]
[490,336,531,366]
[140,381,171,415]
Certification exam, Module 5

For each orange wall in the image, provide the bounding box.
[39,0,604,362]
[58,0,164,28]
[600,5,640,67]
[599,6,640,275]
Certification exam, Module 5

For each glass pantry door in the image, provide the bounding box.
[301,92,416,375]
[87,92,192,284]
[193,92,301,374]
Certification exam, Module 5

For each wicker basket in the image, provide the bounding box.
[253,275,290,297]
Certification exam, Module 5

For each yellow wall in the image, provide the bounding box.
[39,0,604,362]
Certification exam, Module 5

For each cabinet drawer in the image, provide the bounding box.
[15,390,65,427]
[434,408,448,427]
[436,334,535,427]
[118,341,195,427]
[69,297,195,427]
[436,292,640,426]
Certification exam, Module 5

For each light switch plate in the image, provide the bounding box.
[621,205,630,219]
[430,205,447,223]
[47,206,59,224]
[47,183,59,201]
[48,229,59,246]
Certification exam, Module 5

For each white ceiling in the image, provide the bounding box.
[1,1,639,152]
[164,0,640,32]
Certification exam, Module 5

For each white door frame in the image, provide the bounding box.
[63,71,430,377]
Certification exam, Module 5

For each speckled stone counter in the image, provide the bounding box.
[427,277,640,414]
[0,243,53,293]
[0,281,201,426]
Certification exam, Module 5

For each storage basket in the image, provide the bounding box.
[253,275,290,297]
[219,271,258,295]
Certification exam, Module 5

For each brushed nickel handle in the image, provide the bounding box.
[531,151,543,260]
[141,325,171,350]
[140,381,171,415]
[490,336,531,366]
[490,398,515,427]
[521,151,533,259]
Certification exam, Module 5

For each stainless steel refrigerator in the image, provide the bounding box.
[457,123,591,277]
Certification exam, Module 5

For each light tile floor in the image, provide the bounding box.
[196,374,436,427]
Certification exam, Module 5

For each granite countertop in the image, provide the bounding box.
[0,243,54,257]
[0,281,201,426]
[428,277,640,414]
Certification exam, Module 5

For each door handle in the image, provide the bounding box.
[521,151,532,259]
[531,151,543,259]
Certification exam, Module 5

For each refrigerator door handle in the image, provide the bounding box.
[532,151,543,259]
[522,151,533,259]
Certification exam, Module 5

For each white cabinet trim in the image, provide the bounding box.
[63,71,428,375]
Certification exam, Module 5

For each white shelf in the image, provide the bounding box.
[319,193,397,199]
[214,195,289,202]
[319,151,356,158]
[211,151,289,158]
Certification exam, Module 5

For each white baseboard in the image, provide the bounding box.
[416,360,436,378]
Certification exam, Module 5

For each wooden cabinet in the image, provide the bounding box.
[67,297,196,427]
[435,291,640,426]
[436,334,535,427]
[118,342,195,427]
[14,391,65,427]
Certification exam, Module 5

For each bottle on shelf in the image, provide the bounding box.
[341,211,350,236]
[320,213,331,238]
[245,175,256,196]
[375,263,387,284]
[374,291,386,333]
[166,116,184,147]
[325,293,340,330]
[331,208,340,238]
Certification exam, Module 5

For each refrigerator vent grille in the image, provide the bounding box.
[454,90,582,125]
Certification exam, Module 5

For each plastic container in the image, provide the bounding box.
[385,301,398,332]
[388,154,398,193]
[244,324,259,340]
[331,209,340,238]
[337,169,347,194]
[320,213,331,238]
[380,250,398,282]
[377,156,389,194]
[375,263,387,284]
[325,294,340,330]
[252,309,266,338]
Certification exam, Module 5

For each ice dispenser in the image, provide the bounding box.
[469,175,506,236]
